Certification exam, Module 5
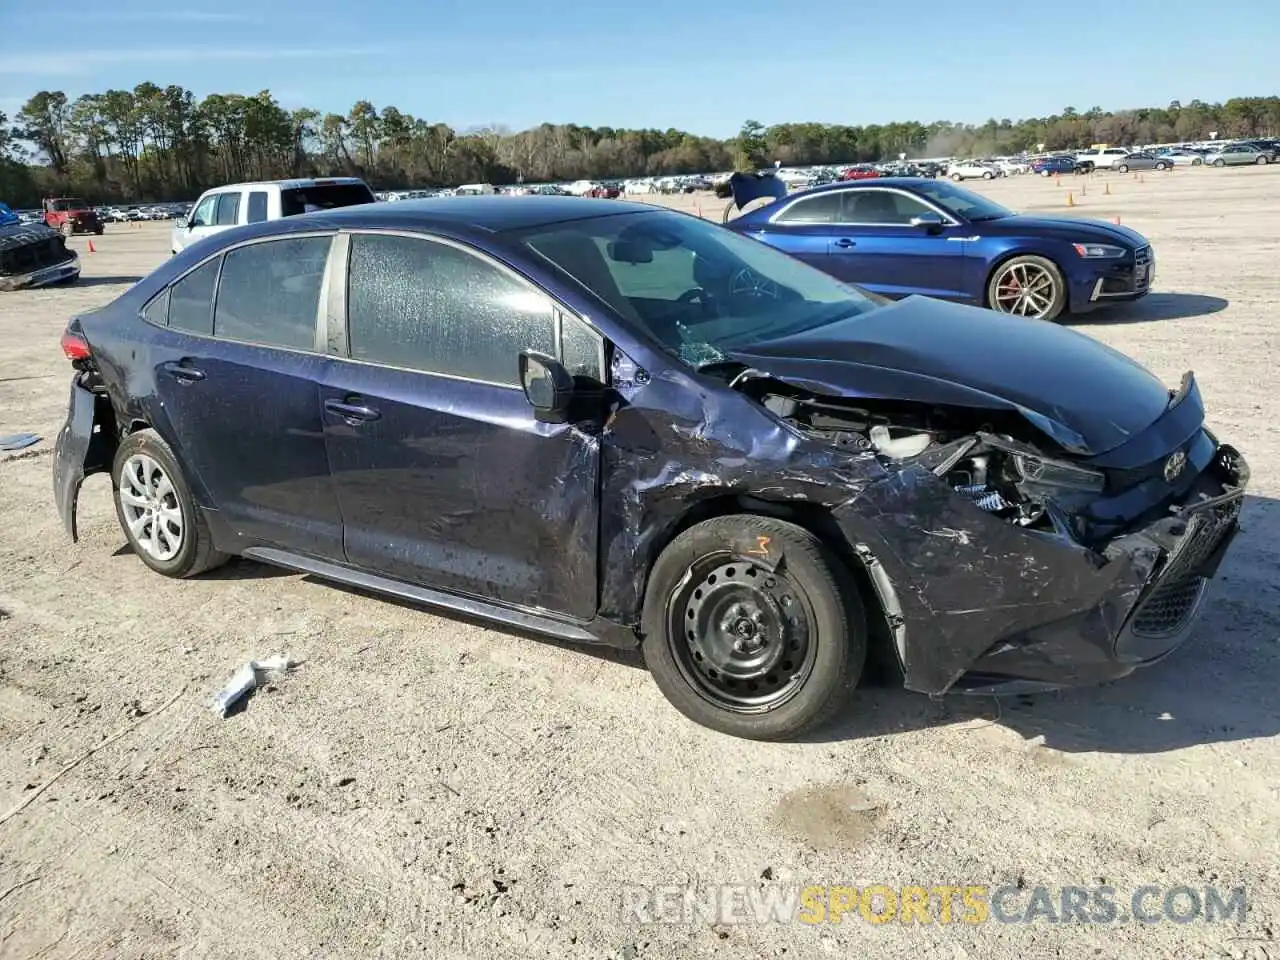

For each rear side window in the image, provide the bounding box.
[346,233,554,385]
[776,193,843,224]
[246,191,268,224]
[214,192,241,226]
[168,259,219,335]
[281,183,375,217]
[213,236,330,350]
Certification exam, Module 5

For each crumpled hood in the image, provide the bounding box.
[725,295,1174,455]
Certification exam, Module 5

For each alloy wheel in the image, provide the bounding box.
[993,261,1057,318]
[119,453,184,562]
[668,557,818,713]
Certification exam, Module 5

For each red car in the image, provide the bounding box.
[42,197,104,237]
[839,166,881,181]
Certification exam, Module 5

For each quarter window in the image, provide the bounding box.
[168,259,219,335]
[141,288,170,326]
[842,190,934,225]
[346,233,555,385]
[560,312,603,381]
[214,192,241,226]
[213,236,330,350]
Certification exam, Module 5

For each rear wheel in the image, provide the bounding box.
[112,429,229,579]
[641,515,866,740]
[1155,161,1169,171]
[1256,155,1269,165]
[987,255,1067,320]
[1117,164,1130,174]
[951,172,962,181]
[59,222,74,238]
[982,170,993,179]
[1213,158,1226,167]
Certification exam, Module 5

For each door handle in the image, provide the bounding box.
[833,238,856,248]
[160,360,205,383]
[324,397,381,423]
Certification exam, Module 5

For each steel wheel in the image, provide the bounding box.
[668,557,818,713]
[992,260,1059,318]
[119,453,184,562]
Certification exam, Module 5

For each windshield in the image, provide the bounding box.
[908,181,1013,222]
[281,183,375,216]
[50,199,88,211]
[519,210,878,368]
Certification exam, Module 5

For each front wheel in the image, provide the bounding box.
[1155,162,1169,171]
[951,173,962,181]
[112,429,229,578]
[60,222,74,238]
[1213,159,1226,167]
[641,515,866,740]
[987,255,1067,321]
[982,170,993,179]
[1256,156,1270,165]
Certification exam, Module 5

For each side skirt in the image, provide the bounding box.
[241,546,603,645]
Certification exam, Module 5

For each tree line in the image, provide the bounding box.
[2,85,1278,207]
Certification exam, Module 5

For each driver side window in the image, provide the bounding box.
[190,195,217,228]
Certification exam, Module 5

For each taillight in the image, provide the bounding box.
[61,329,91,361]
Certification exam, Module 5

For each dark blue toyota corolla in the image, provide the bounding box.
[52,197,1245,740]
[725,177,1153,321]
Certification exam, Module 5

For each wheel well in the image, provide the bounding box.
[643,494,900,681]
[124,418,151,438]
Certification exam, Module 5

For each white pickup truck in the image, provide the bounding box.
[1073,147,1130,170]
[170,177,376,254]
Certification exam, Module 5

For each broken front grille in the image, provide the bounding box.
[1130,498,1241,639]
[0,237,74,276]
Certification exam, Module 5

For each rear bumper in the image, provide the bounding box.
[833,442,1248,697]
[0,253,80,291]
[52,379,116,541]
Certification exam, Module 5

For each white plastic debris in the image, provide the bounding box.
[211,654,293,717]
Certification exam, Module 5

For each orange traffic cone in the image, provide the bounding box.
[87,240,96,254]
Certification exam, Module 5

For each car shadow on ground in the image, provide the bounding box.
[74,276,144,287]
[1073,292,1228,325]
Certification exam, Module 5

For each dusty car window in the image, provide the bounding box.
[214,193,240,226]
[213,237,329,350]
[560,312,603,380]
[168,259,219,335]
[522,211,874,368]
[346,233,555,385]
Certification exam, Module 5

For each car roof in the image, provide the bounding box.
[204,177,369,191]
[300,195,658,233]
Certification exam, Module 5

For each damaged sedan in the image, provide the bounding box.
[52,198,1247,740]
[0,214,81,290]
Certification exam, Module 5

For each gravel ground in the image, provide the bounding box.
[1,165,1277,960]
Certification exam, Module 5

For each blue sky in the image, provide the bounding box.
[2,0,1276,137]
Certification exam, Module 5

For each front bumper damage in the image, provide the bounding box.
[0,255,81,291]
[833,442,1247,697]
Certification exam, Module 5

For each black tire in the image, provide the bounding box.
[986,254,1068,321]
[94,226,104,235]
[1117,164,1129,174]
[982,170,993,179]
[1155,162,1169,171]
[111,428,229,578]
[1213,158,1226,167]
[1256,156,1269,165]
[60,222,74,238]
[641,515,866,740]
[951,172,962,181]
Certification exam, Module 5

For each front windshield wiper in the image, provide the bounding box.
[967,213,1009,222]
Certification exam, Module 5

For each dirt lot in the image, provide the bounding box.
[1,166,1278,960]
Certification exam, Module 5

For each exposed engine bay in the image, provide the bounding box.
[728,370,1124,544]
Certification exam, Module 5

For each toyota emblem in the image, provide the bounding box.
[1163,450,1187,483]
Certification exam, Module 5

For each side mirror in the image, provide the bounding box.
[910,212,945,230]
[519,351,575,423]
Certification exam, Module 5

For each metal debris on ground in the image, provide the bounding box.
[0,433,40,451]
[211,654,294,717]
